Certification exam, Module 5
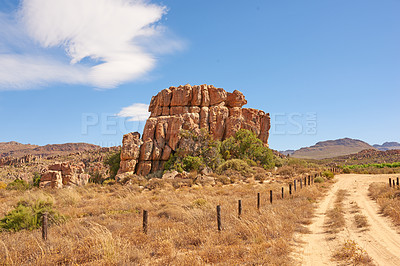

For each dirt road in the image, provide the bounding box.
[298,174,400,266]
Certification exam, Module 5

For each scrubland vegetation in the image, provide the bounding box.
[369,182,400,226]
[0,177,329,265]
[334,239,372,265]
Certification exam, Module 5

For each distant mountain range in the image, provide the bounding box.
[0,141,101,158]
[372,142,400,151]
[281,139,400,160]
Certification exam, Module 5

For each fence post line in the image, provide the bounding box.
[389,178,392,187]
[143,210,148,234]
[238,200,242,219]
[257,192,260,210]
[270,190,273,204]
[217,205,222,231]
[42,212,48,241]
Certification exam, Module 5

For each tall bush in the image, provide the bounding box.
[104,150,121,179]
[221,129,275,169]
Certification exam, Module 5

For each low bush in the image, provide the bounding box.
[182,156,204,172]
[322,170,334,180]
[32,172,41,187]
[6,180,31,191]
[216,159,254,176]
[314,177,325,183]
[0,199,64,232]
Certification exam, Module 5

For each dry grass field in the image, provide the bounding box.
[0,179,328,265]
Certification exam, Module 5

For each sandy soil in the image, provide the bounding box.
[297,174,400,266]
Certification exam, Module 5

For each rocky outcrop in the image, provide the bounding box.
[118,84,270,177]
[40,162,90,188]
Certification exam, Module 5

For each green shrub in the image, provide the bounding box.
[314,177,325,183]
[221,129,275,169]
[0,199,64,232]
[6,180,31,191]
[32,172,41,187]
[322,171,334,180]
[165,129,223,172]
[182,156,204,172]
[342,167,351,174]
[216,159,255,176]
[104,150,121,179]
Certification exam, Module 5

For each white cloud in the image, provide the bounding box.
[0,54,87,90]
[0,0,181,90]
[117,103,150,121]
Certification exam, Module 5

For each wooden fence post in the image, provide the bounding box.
[270,190,273,204]
[257,192,260,210]
[300,179,302,189]
[389,178,392,187]
[294,180,297,192]
[282,187,284,199]
[238,200,242,219]
[393,180,396,187]
[397,177,399,186]
[304,177,307,187]
[42,212,48,241]
[143,210,148,234]
[289,184,292,195]
[308,176,311,186]
[217,205,222,231]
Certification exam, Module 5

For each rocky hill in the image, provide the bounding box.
[119,84,271,176]
[373,142,400,151]
[321,149,400,165]
[0,142,101,158]
[291,138,375,159]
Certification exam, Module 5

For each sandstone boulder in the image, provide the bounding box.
[119,84,270,177]
[40,162,89,188]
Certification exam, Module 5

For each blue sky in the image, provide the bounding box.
[0,0,399,151]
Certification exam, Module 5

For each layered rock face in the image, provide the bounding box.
[119,84,270,176]
[40,162,90,188]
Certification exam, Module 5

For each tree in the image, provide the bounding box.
[221,129,275,169]
[104,150,121,179]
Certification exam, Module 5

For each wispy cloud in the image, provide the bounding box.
[0,0,182,90]
[117,103,150,121]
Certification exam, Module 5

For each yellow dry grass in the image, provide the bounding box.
[369,182,400,226]
[0,181,326,265]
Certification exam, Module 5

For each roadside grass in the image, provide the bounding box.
[333,239,373,265]
[369,182,400,226]
[349,202,369,230]
[0,180,327,265]
[325,189,348,234]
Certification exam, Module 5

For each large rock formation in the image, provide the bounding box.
[40,162,90,188]
[119,84,270,176]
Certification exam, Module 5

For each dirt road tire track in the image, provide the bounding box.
[298,174,400,266]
